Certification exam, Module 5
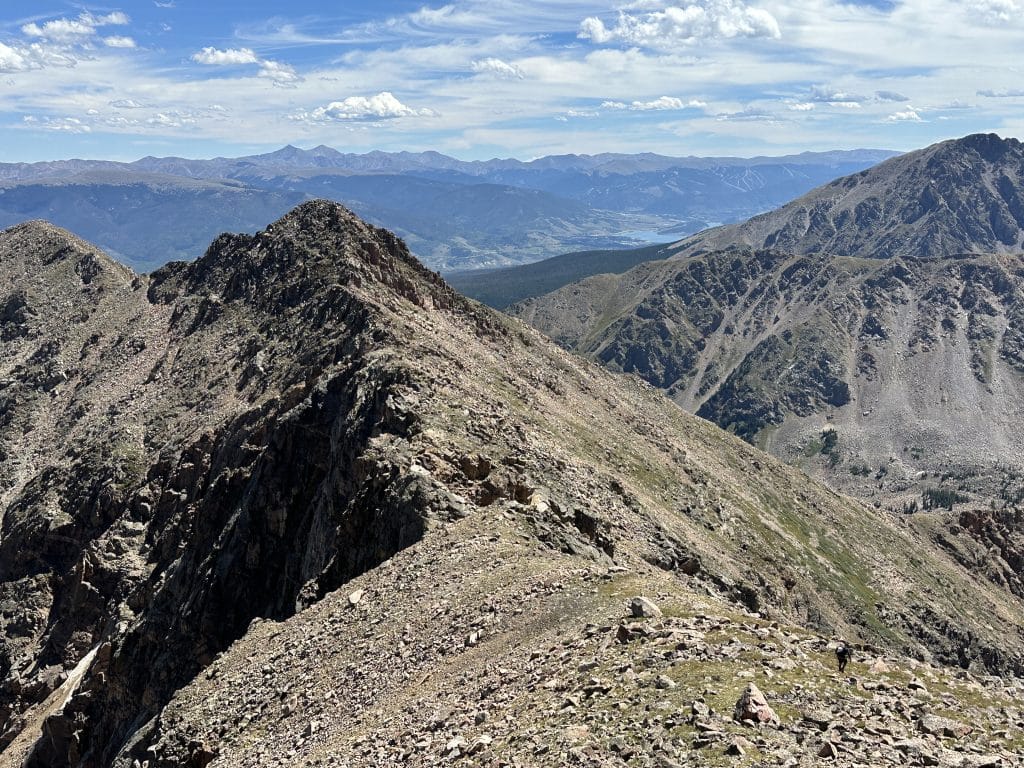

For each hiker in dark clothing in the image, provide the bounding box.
[835,641,851,672]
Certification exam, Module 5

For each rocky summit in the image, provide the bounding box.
[0,201,1023,767]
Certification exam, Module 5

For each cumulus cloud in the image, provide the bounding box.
[885,106,923,122]
[293,92,436,122]
[258,60,301,87]
[191,46,301,87]
[579,1,781,48]
[787,102,814,111]
[1,11,134,74]
[22,11,130,43]
[0,43,32,73]
[191,47,260,65]
[601,96,706,111]
[0,39,79,73]
[148,113,183,127]
[470,57,524,79]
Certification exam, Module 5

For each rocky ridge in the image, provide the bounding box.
[667,134,1024,261]
[144,551,1024,768]
[0,202,1022,765]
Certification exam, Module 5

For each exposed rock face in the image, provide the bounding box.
[511,136,1024,513]
[1,201,1024,766]
[0,204,461,765]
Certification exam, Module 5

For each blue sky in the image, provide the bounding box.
[0,0,1021,162]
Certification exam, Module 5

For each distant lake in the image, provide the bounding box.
[615,229,680,243]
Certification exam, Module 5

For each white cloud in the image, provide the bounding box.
[2,11,135,76]
[21,11,130,43]
[0,43,32,73]
[148,113,181,127]
[601,95,705,110]
[885,106,923,122]
[808,84,863,103]
[191,47,260,65]
[110,99,147,109]
[191,47,301,87]
[470,57,524,79]
[104,36,136,49]
[787,101,814,111]
[294,92,435,121]
[23,115,91,133]
[557,109,600,121]
[146,110,201,128]
[579,1,781,48]
[874,90,908,102]
[977,88,1024,98]
[96,12,131,26]
[967,0,1020,23]
[258,60,302,87]
[22,19,94,42]
[0,39,79,73]
[716,106,777,122]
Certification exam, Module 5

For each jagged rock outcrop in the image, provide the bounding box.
[1,201,1023,766]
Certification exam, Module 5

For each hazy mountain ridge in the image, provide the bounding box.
[1,203,1022,766]
[0,146,896,183]
[0,145,895,273]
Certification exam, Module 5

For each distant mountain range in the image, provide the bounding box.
[0,145,895,272]
[509,134,1024,511]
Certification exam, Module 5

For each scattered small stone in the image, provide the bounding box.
[817,741,838,759]
[869,658,890,674]
[724,735,754,756]
[647,673,674,689]
[919,714,972,738]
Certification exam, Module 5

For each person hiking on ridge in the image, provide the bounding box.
[835,640,851,672]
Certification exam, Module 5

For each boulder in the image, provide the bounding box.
[733,682,780,727]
